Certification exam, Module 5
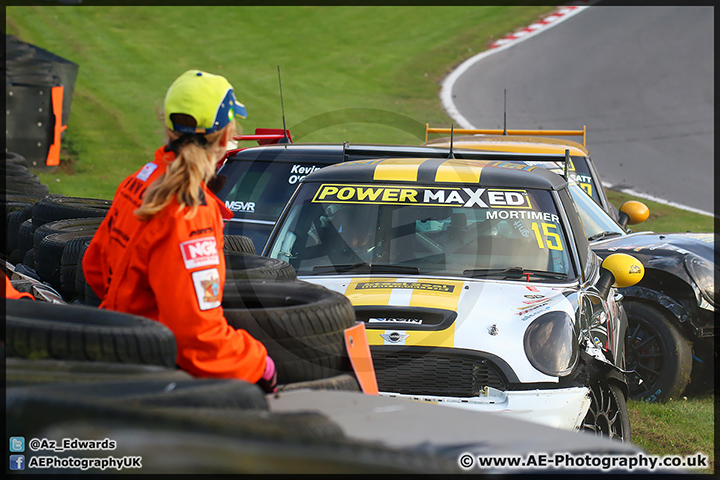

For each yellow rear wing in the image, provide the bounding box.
[425,125,586,146]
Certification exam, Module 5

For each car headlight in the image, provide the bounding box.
[685,255,717,307]
[523,311,578,377]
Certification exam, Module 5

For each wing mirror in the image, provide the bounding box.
[618,200,649,228]
[596,253,644,298]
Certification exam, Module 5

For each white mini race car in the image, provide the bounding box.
[262,148,644,441]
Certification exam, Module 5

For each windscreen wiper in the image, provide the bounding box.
[312,263,419,275]
[463,267,568,280]
[587,231,624,242]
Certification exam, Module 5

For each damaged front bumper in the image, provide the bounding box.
[380,386,591,431]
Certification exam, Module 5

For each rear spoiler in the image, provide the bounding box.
[234,127,293,146]
[425,125,586,147]
[219,127,293,169]
[342,143,572,181]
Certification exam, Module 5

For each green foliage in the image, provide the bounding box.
[606,190,715,234]
[628,396,714,474]
[7,5,554,199]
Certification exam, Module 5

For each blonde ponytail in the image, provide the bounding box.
[135,120,234,220]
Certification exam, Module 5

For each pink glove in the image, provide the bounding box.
[257,355,277,393]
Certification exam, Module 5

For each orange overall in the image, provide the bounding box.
[5,273,34,300]
[83,146,267,382]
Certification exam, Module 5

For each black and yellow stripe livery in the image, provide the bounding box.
[306,157,567,190]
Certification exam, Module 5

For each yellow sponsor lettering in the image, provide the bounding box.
[356,187,383,201]
[381,188,400,201]
[399,189,418,203]
[317,185,338,199]
[337,187,355,200]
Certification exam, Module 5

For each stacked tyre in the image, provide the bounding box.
[3,169,362,391]
[3,152,50,196]
[4,193,112,302]
[6,234,361,389]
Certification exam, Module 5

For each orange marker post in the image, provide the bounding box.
[343,322,379,395]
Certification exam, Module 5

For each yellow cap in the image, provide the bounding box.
[164,69,246,134]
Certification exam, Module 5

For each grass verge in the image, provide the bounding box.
[628,395,715,474]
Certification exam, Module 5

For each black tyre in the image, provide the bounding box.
[225,251,297,281]
[74,241,102,306]
[5,299,177,367]
[36,231,98,292]
[5,208,30,256]
[6,151,30,167]
[277,373,361,393]
[624,301,692,402]
[223,279,356,384]
[582,381,631,443]
[6,357,193,387]
[33,216,103,251]
[4,176,50,196]
[8,378,268,410]
[224,234,256,254]
[23,247,35,269]
[32,217,102,290]
[684,338,715,396]
[74,241,90,303]
[31,195,111,228]
[84,277,103,307]
[1,162,34,176]
[60,235,94,300]
[17,218,37,263]
[3,198,33,218]
[3,195,60,256]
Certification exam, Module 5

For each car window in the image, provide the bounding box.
[220,160,321,222]
[522,156,600,206]
[557,186,593,281]
[568,182,624,239]
[268,182,577,281]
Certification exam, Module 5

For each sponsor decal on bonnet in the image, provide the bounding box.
[356,281,456,293]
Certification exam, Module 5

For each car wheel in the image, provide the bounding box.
[582,381,631,442]
[624,301,692,402]
[684,339,715,396]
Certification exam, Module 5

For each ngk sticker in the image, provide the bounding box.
[180,237,219,269]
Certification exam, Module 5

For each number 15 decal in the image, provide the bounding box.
[531,222,564,250]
